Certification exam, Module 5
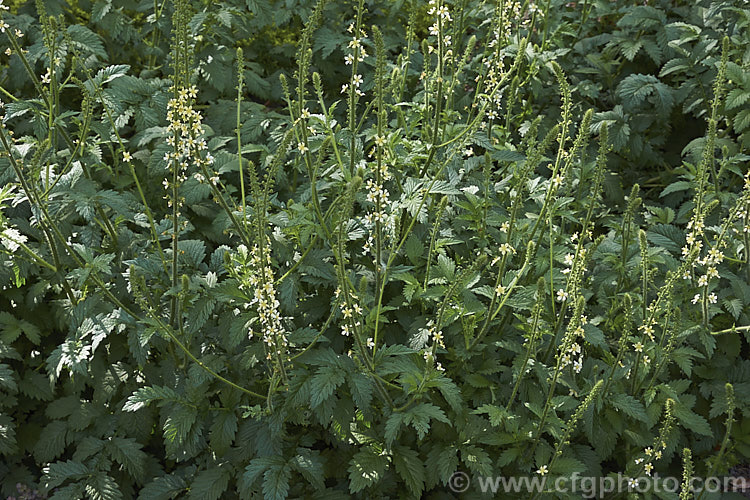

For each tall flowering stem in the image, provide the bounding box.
[628,399,675,479]
[680,448,694,500]
[697,383,735,500]
[228,244,290,383]
[167,0,195,326]
[528,295,587,462]
[529,379,603,500]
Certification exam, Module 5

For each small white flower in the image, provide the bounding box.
[633,342,643,353]
[556,289,568,302]
[707,293,717,304]
[122,151,133,163]
[536,465,548,476]
[297,142,309,154]
[499,243,515,256]
[551,174,564,188]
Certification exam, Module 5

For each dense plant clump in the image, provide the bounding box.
[0,0,749,498]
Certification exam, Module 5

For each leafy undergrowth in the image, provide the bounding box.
[0,0,749,499]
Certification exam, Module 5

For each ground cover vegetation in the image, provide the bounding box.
[0,0,749,498]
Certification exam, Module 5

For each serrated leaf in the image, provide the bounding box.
[404,234,424,265]
[673,403,712,436]
[108,437,147,479]
[672,347,702,376]
[246,0,273,25]
[430,375,463,412]
[385,412,403,445]
[647,224,684,253]
[290,449,325,490]
[67,25,107,59]
[349,372,374,411]
[0,363,17,392]
[188,467,230,500]
[85,471,123,500]
[310,365,346,408]
[48,483,86,500]
[209,411,237,454]
[611,394,649,423]
[460,444,493,476]
[660,181,691,197]
[393,446,425,497]
[404,403,450,440]
[123,385,184,412]
[34,420,67,463]
[726,89,750,110]
[735,110,750,134]
[0,312,41,345]
[550,457,586,475]
[348,447,389,493]
[492,149,526,163]
[163,405,197,445]
[473,404,508,427]
[43,460,90,490]
[137,474,187,500]
[723,298,743,320]
[0,414,18,455]
[263,464,291,500]
[436,448,460,487]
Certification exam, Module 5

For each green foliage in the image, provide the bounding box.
[0,0,749,498]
